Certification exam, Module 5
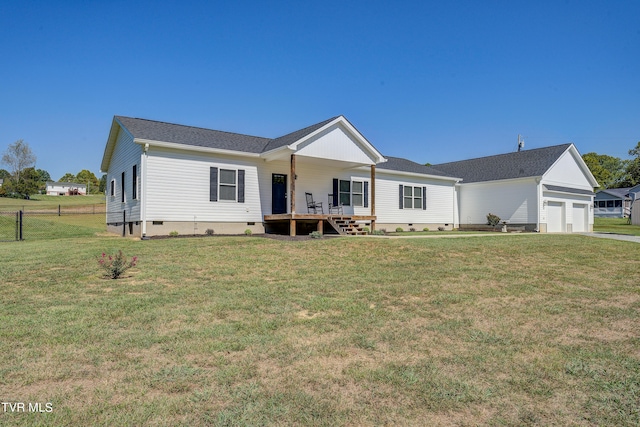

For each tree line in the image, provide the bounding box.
[1,140,106,198]
[582,142,640,189]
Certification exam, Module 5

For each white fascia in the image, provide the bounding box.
[133,138,261,158]
[374,167,462,183]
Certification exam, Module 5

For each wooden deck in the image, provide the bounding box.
[264,214,376,236]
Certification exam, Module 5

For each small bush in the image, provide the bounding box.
[98,250,138,279]
[371,230,385,235]
[244,229,252,236]
[423,227,430,232]
[409,227,416,232]
[205,228,214,236]
[363,226,370,233]
[395,227,404,232]
[380,228,387,234]
[309,231,322,239]
[438,226,445,231]
[487,213,501,227]
[169,231,179,237]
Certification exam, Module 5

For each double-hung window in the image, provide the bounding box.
[352,181,364,207]
[339,180,351,206]
[219,169,237,201]
[403,186,422,209]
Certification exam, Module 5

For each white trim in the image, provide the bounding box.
[134,138,261,158]
[371,167,461,183]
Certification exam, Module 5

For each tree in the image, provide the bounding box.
[581,152,629,188]
[99,174,107,193]
[36,169,51,183]
[2,139,36,182]
[0,169,10,179]
[2,167,40,198]
[76,169,100,194]
[624,141,640,186]
[59,172,77,182]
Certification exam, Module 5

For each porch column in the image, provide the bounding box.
[290,154,296,236]
[290,154,296,214]
[370,164,376,231]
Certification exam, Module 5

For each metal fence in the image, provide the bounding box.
[0,205,106,241]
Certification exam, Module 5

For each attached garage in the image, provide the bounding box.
[572,203,588,232]
[547,201,565,233]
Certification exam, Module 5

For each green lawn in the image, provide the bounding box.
[594,217,640,236]
[0,194,106,212]
[0,234,638,426]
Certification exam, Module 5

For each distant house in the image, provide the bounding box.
[100,115,597,237]
[0,178,3,188]
[46,181,87,196]
[432,144,598,232]
[594,187,633,218]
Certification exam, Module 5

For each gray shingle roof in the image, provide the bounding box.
[377,156,458,178]
[596,187,631,199]
[431,144,572,183]
[262,116,339,152]
[116,116,272,153]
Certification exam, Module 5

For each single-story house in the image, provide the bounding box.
[46,181,87,196]
[100,115,597,237]
[594,187,634,218]
[432,144,598,232]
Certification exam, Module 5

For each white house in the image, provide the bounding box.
[594,187,634,218]
[46,181,87,196]
[100,115,596,237]
[432,144,598,232]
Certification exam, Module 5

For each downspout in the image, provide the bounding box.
[141,143,149,238]
[535,177,541,232]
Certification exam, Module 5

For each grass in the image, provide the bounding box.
[0,194,106,212]
[594,217,640,236]
[0,234,639,425]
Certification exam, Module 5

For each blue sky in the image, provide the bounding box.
[1,0,638,181]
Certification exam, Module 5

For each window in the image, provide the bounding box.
[121,172,125,202]
[606,200,614,208]
[339,180,351,206]
[400,185,425,209]
[614,200,622,208]
[219,169,237,201]
[110,179,115,197]
[210,167,245,203]
[352,181,363,207]
[132,165,138,200]
[597,201,606,208]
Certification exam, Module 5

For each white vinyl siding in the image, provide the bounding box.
[145,148,262,222]
[106,127,142,224]
[457,178,538,226]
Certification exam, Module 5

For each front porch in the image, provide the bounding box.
[264,213,376,236]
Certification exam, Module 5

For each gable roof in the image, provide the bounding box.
[377,156,459,179]
[431,144,573,183]
[262,116,339,152]
[596,187,632,199]
[115,116,271,154]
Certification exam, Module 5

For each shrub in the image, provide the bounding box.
[423,227,430,232]
[395,227,404,232]
[169,231,179,237]
[205,228,214,236]
[486,213,501,227]
[380,228,387,234]
[98,250,138,279]
[363,226,370,233]
[438,226,445,231]
[371,229,385,235]
[409,227,416,232]
[309,231,322,239]
[244,229,252,235]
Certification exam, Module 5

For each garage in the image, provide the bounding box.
[547,201,565,232]
[572,203,588,232]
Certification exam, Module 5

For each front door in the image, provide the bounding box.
[272,174,287,214]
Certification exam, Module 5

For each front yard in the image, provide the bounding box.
[0,234,638,425]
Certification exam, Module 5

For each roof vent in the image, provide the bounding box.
[517,135,525,152]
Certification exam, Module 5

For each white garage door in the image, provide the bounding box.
[547,201,565,232]
[572,203,588,232]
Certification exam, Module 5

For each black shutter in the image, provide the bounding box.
[364,181,369,208]
[422,186,427,210]
[132,165,137,200]
[332,179,339,206]
[237,169,245,203]
[210,167,218,201]
[399,184,404,209]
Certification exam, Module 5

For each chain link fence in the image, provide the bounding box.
[0,205,106,241]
